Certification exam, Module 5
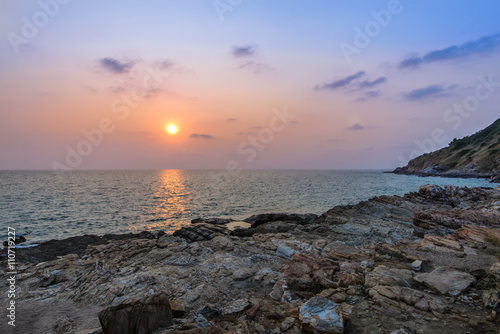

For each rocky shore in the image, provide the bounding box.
[2,184,500,334]
[390,165,500,183]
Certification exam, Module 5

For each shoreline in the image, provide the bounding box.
[3,184,500,333]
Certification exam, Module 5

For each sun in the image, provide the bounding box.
[166,124,178,135]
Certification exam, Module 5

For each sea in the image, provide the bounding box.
[0,170,497,243]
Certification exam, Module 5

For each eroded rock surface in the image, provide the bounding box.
[4,184,500,334]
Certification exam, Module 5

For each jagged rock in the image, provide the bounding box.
[172,223,229,242]
[456,225,500,244]
[420,235,463,253]
[298,296,343,334]
[415,267,475,295]
[233,268,254,281]
[54,316,76,334]
[208,236,234,251]
[244,213,318,228]
[284,253,339,291]
[489,262,500,280]
[98,291,172,334]
[365,265,414,289]
[221,299,250,315]
[191,217,233,225]
[482,289,500,309]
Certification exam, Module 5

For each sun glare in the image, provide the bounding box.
[166,124,178,135]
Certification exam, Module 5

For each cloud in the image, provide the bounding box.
[232,45,256,58]
[354,90,380,102]
[157,59,174,69]
[190,133,214,139]
[403,84,448,101]
[327,139,345,142]
[357,77,387,90]
[99,57,135,74]
[345,124,364,131]
[238,61,272,73]
[227,118,237,121]
[314,71,365,91]
[398,33,500,69]
[250,126,263,129]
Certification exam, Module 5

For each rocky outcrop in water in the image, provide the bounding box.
[4,184,500,333]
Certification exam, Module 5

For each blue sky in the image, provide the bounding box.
[1,0,500,170]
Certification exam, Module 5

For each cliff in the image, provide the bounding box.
[393,118,500,182]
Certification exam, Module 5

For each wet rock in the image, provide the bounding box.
[299,296,343,334]
[98,291,172,334]
[191,217,233,225]
[172,223,229,242]
[284,253,339,291]
[415,267,476,295]
[244,213,318,228]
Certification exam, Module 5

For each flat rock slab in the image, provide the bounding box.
[415,267,475,296]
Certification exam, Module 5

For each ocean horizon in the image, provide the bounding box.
[1,169,497,242]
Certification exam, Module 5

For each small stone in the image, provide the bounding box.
[233,268,254,281]
[221,299,250,315]
[276,244,296,258]
[411,260,422,271]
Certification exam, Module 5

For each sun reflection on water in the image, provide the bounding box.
[139,170,194,232]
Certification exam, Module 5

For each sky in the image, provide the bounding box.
[1,0,500,170]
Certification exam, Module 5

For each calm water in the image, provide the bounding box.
[0,170,497,242]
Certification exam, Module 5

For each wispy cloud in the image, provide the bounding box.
[345,124,364,131]
[403,84,453,101]
[357,77,387,90]
[238,61,273,73]
[398,33,500,69]
[190,133,214,139]
[354,90,380,102]
[232,45,256,58]
[314,71,365,91]
[99,57,135,74]
[227,118,237,121]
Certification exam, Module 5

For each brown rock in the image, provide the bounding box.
[415,267,475,295]
[98,292,172,334]
[456,225,500,244]
[284,253,339,291]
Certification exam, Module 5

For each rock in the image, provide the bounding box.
[365,265,413,289]
[172,223,229,242]
[415,267,476,295]
[420,235,462,252]
[298,296,343,334]
[194,313,212,328]
[54,316,76,334]
[456,225,500,244]
[411,260,422,272]
[284,253,339,291]
[191,217,233,225]
[488,262,500,280]
[98,291,173,334]
[244,213,318,228]
[233,268,254,281]
[482,289,500,308]
[209,236,234,251]
[276,244,296,258]
[221,299,250,315]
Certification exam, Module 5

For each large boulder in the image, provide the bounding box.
[98,292,173,334]
[299,296,344,334]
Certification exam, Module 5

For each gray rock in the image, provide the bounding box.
[299,296,343,334]
[415,267,475,295]
[276,244,296,258]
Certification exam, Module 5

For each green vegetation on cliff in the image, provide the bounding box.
[399,118,500,175]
